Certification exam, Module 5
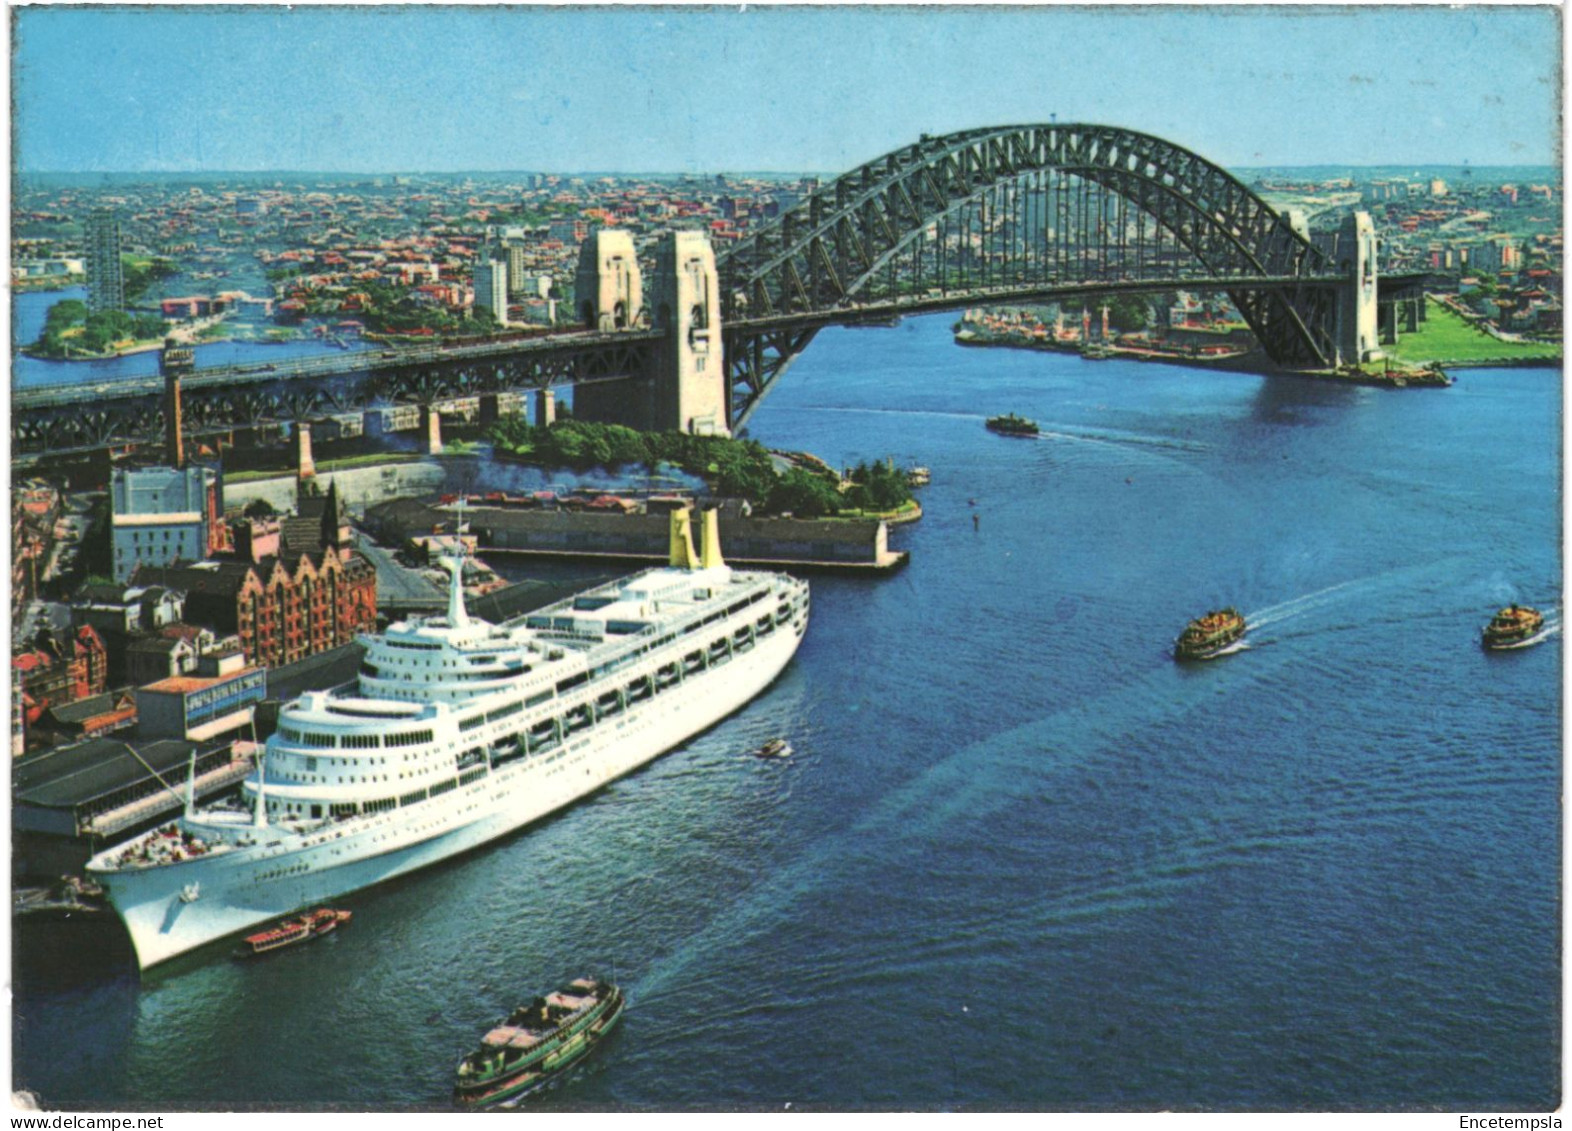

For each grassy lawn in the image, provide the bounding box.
[1386,302,1562,365]
[223,453,424,484]
[836,499,923,523]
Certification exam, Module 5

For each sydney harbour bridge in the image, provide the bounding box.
[12,124,1428,459]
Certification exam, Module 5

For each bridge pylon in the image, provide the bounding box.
[649,231,727,436]
[573,229,642,332]
[574,230,728,436]
[1331,211,1382,365]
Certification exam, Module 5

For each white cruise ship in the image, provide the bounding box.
[87,507,810,969]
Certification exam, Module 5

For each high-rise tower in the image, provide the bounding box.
[473,246,511,327]
[86,208,125,313]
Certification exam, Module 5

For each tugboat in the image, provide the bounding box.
[454,976,625,1108]
[242,908,352,956]
[985,413,1040,437]
[1481,604,1548,651]
[1174,608,1247,661]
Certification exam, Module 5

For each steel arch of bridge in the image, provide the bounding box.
[716,123,1346,428]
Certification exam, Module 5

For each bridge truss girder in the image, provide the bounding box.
[12,338,660,458]
[717,124,1348,424]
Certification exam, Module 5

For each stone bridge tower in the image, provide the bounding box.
[573,229,642,331]
[650,231,727,436]
[1333,211,1382,366]
[571,229,649,428]
[573,229,728,436]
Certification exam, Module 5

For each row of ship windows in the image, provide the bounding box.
[276,772,478,820]
[361,662,527,683]
[300,622,770,786]
[279,726,434,749]
[269,606,796,816]
[278,596,795,755]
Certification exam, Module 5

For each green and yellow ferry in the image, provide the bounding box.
[1481,604,1548,651]
[1174,607,1247,661]
[454,976,625,1108]
[985,412,1040,437]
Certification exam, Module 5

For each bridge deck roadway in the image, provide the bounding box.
[726,274,1358,335]
[15,271,1429,416]
[13,326,664,411]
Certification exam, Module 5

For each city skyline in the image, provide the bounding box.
[11,5,1564,175]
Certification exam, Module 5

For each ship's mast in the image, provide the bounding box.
[253,747,268,829]
[444,495,471,628]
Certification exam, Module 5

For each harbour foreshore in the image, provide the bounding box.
[366,499,907,573]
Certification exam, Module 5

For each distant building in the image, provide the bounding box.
[71,582,189,684]
[513,272,553,300]
[137,650,266,744]
[473,250,510,326]
[85,208,125,314]
[111,465,224,583]
[13,626,110,747]
[125,633,201,687]
[135,483,377,669]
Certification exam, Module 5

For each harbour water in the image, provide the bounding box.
[11,314,1561,1110]
[11,288,368,389]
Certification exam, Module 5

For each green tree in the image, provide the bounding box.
[122,256,179,302]
[767,468,841,517]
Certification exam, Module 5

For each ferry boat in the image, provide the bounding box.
[985,413,1039,437]
[1481,604,1547,651]
[87,508,810,969]
[1174,608,1247,661]
[242,908,351,955]
[454,976,624,1108]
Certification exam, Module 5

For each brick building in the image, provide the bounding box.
[135,483,376,669]
[14,626,110,737]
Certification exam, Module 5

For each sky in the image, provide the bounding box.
[9,4,1564,174]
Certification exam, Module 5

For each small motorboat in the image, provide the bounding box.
[242,908,352,956]
[454,976,625,1108]
[754,738,792,759]
[1481,604,1548,651]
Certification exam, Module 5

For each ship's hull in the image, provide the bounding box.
[1482,626,1550,651]
[94,618,804,970]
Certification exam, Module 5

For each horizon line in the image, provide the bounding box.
[17,163,1564,178]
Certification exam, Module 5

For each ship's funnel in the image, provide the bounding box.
[699,508,725,570]
[669,507,699,569]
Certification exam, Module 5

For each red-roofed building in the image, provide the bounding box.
[13,626,109,731]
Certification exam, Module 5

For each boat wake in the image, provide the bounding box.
[1200,638,1250,659]
[1032,425,1211,456]
[1245,577,1369,631]
[1245,559,1470,634]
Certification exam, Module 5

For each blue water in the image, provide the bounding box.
[10,288,368,389]
[12,315,1561,1110]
